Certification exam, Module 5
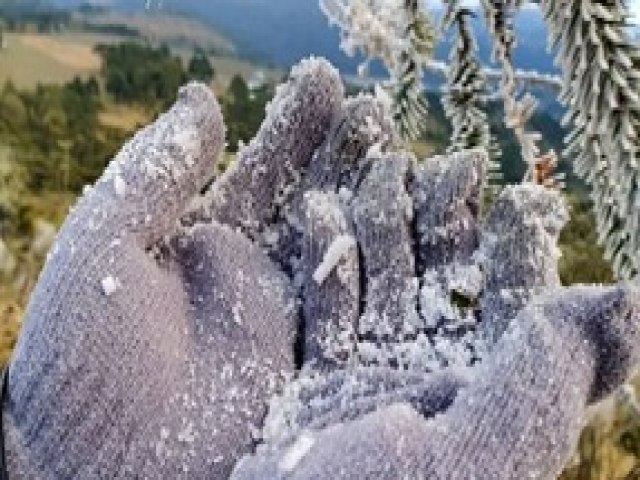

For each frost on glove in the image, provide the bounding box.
[2,59,344,479]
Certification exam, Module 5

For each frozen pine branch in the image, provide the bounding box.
[320,0,436,139]
[391,0,436,139]
[540,0,640,279]
[480,0,551,182]
[321,0,563,183]
[442,6,501,185]
[426,59,562,93]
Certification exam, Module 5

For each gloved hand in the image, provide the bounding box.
[233,282,640,480]
[4,55,640,480]
[1,58,358,479]
[225,72,640,480]
[225,114,640,480]
[226,129,640,479]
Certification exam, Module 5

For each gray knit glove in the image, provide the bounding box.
[231,147,640,479]
[4,53,640,480]
[229,120,640,478]
[2,58,369,479]
[233,285,640,480]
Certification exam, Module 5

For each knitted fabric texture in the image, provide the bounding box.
[233,285,640,479]
[3,59,342,479]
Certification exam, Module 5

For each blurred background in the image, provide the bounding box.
[0,0,638,478]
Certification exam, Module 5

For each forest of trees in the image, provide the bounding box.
[99,43,190,107]
[223,74,273,152]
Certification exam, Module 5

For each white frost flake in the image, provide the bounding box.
[313,235,356,285]
[113,175,127,197]
[101,275,120,296]
[279,432,315,473]
[173,127,199,168]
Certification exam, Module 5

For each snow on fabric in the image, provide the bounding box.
[313,235,356,285]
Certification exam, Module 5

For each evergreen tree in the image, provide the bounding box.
[188,49,215,84]
[223,75,272,152]
[97,42,187,108]
[481,0,547,183]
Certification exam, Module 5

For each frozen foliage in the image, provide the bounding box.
[389,0,436,139]
[480,0,551,181]
[320,0,436,139]
[442,5,501,185]
[320,0,411,69]
[321,0,564,143]
[541,0,640,278]
[442,8,488,152]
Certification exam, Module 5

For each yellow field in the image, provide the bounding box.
[0,31,281,98]
[0,33,109,88]
[20,34,102,71]
[99,103,152,131]
[410,140,442,160]
[79,11,236,55]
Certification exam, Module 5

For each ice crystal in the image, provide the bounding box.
[101,275,119,296]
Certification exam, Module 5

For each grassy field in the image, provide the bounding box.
[0,190,76,365]
[0,296,22,366]
[0,30,281,95]
[0,32,106,88]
